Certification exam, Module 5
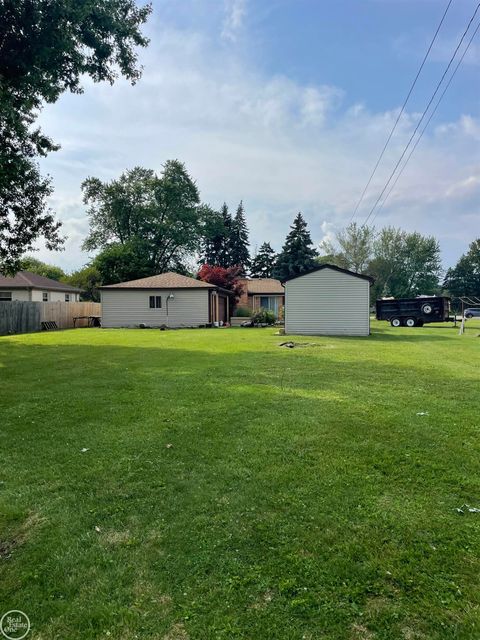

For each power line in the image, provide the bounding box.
[370,18,480,224]
[349,0,454,222]
[362,2,480,227]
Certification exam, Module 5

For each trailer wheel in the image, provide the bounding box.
[422,303,433,314]
[466,313,473,319]
[390,317,402,327]
[405,317,416,328]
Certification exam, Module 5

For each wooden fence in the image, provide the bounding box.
[0,301,101,335]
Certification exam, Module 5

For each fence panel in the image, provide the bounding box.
[0,301,41,335]
[40,302,102,329]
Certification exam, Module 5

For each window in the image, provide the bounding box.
[0,291,12,301]
[149,295,162,309]
[42,292,49,302]
[65,294,70,302]
[258,296,279,317]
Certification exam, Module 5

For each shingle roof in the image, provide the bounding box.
[283,264,374,283]
[100,272,215,290]
[239,278,284,294]
[0,271,82,292]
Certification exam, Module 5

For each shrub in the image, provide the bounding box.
[252,308,276,325]
[233,307,252,317]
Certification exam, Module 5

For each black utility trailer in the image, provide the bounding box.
[376,296,451,327]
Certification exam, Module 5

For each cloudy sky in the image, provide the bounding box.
[37,0,479,272]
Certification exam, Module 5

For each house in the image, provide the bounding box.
[100,272,231,328]
[237,278,285,318]
[0,271,82,302]
[284,264,374,336]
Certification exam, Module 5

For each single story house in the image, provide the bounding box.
[100,272,231,328]
[237,278,285,318]
[284,264,374,336]
[0,271,82,302]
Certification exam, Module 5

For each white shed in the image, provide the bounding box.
[284,265,373,336]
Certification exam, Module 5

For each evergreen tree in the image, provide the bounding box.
[443,239,480,297]
[218,203,233,268]
[200,206,226,266]
[230,201,250,275]
[274,213,318,281]
[250,242,277,278]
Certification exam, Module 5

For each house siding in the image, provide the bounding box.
[101,288,210,328]
[30,289,79,302]
[285,268,370,336]
[6,290,31,302]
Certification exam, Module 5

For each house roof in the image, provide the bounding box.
[283,264,374,284]
[239,278,284,294]
[100,272,216,290]
[0,271,82,292]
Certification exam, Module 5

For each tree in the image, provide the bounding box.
[0,0,152,273]
[274,213,318,281]
[197,264,244,306]
[229,201,250,275]
[332,222,376,273]
[443,239,480,297]
[93,241,152,285]
[250,242,277,278]
[200,206,227,266]
[82,161,203,277]
[64,265,102,302]
[217,203,233,268]
[19,256,66,281]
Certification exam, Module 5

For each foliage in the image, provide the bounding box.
[1,325,479,638]
[0,0,152,273]
[83,162,203,278]
[19,255,66,281]
[321,222,375,273]
[233,306,252,317]
[200,206,228,266]
[252,307,276,325]
[64,265,102,302]
[218,203,233,268]
[230,201,250,275]
[197,264,244,303]
[443,239,480,298]
[92,242,152,285]
[250,242,277,278]
[274,213,318,281]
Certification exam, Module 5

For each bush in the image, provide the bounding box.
[233,307,252,317]
[252,308,276,325]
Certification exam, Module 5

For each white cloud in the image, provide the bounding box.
[221,0,247,42]
[35,20,480,272]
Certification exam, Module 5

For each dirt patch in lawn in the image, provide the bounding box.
[0,512,44,560]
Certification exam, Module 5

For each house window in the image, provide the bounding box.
[149,295,162,309]
[258,296,279,316]
[65,294,70,302]
[42,292,49,302]
[0,291,12,301]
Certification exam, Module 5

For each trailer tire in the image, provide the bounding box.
[405,317,416,327]
[390,317,402,327]
[466,313,473,319]
[421,303,433,314]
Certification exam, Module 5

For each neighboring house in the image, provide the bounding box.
[284,264,374,336]
[0,271,82,302]
[100,272,230,328]
[237,278,285,318]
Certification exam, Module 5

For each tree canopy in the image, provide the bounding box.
[19,255,66,281]
[250,242,277,278]
[443,239,480,298]
[274,213,318,281]
[229,201,250,275]
[0,0,152,273]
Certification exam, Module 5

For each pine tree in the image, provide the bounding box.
[250,242,277,278]
[218,203,233,268]
[274,213,318,281]
[201,206,226,266]
[230,201,250,275]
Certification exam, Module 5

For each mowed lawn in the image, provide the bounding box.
[1,322,480,640]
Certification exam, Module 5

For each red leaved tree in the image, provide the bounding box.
[197,264,244,306]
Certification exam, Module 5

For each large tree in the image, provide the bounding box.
[0,0,152,273]
[64,264,102,302]
[321,222,376,274]
[274,213,318,281]
[443,239,480,298]
[217,203,233,268]
[250,242,277,278]
[82,161,203,280]
[201,206,227,266]
[229,201,250,275]
[19,255,66,281]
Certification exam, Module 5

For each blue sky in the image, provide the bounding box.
[37,0,480,271]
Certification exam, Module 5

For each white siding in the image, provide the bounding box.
[8,290,31,302]
[285,268,370,336]
[31,289,78,302]
[101,288,210,328]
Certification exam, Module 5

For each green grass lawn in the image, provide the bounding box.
[1,321,480,639]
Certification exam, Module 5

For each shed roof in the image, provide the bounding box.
[239,278,284,294]
[283,264,374,284]
[100,272,216,290]
[0,271,82,292]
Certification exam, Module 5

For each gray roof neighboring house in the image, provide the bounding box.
[100,272,217,290]
[0,271,82,293]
